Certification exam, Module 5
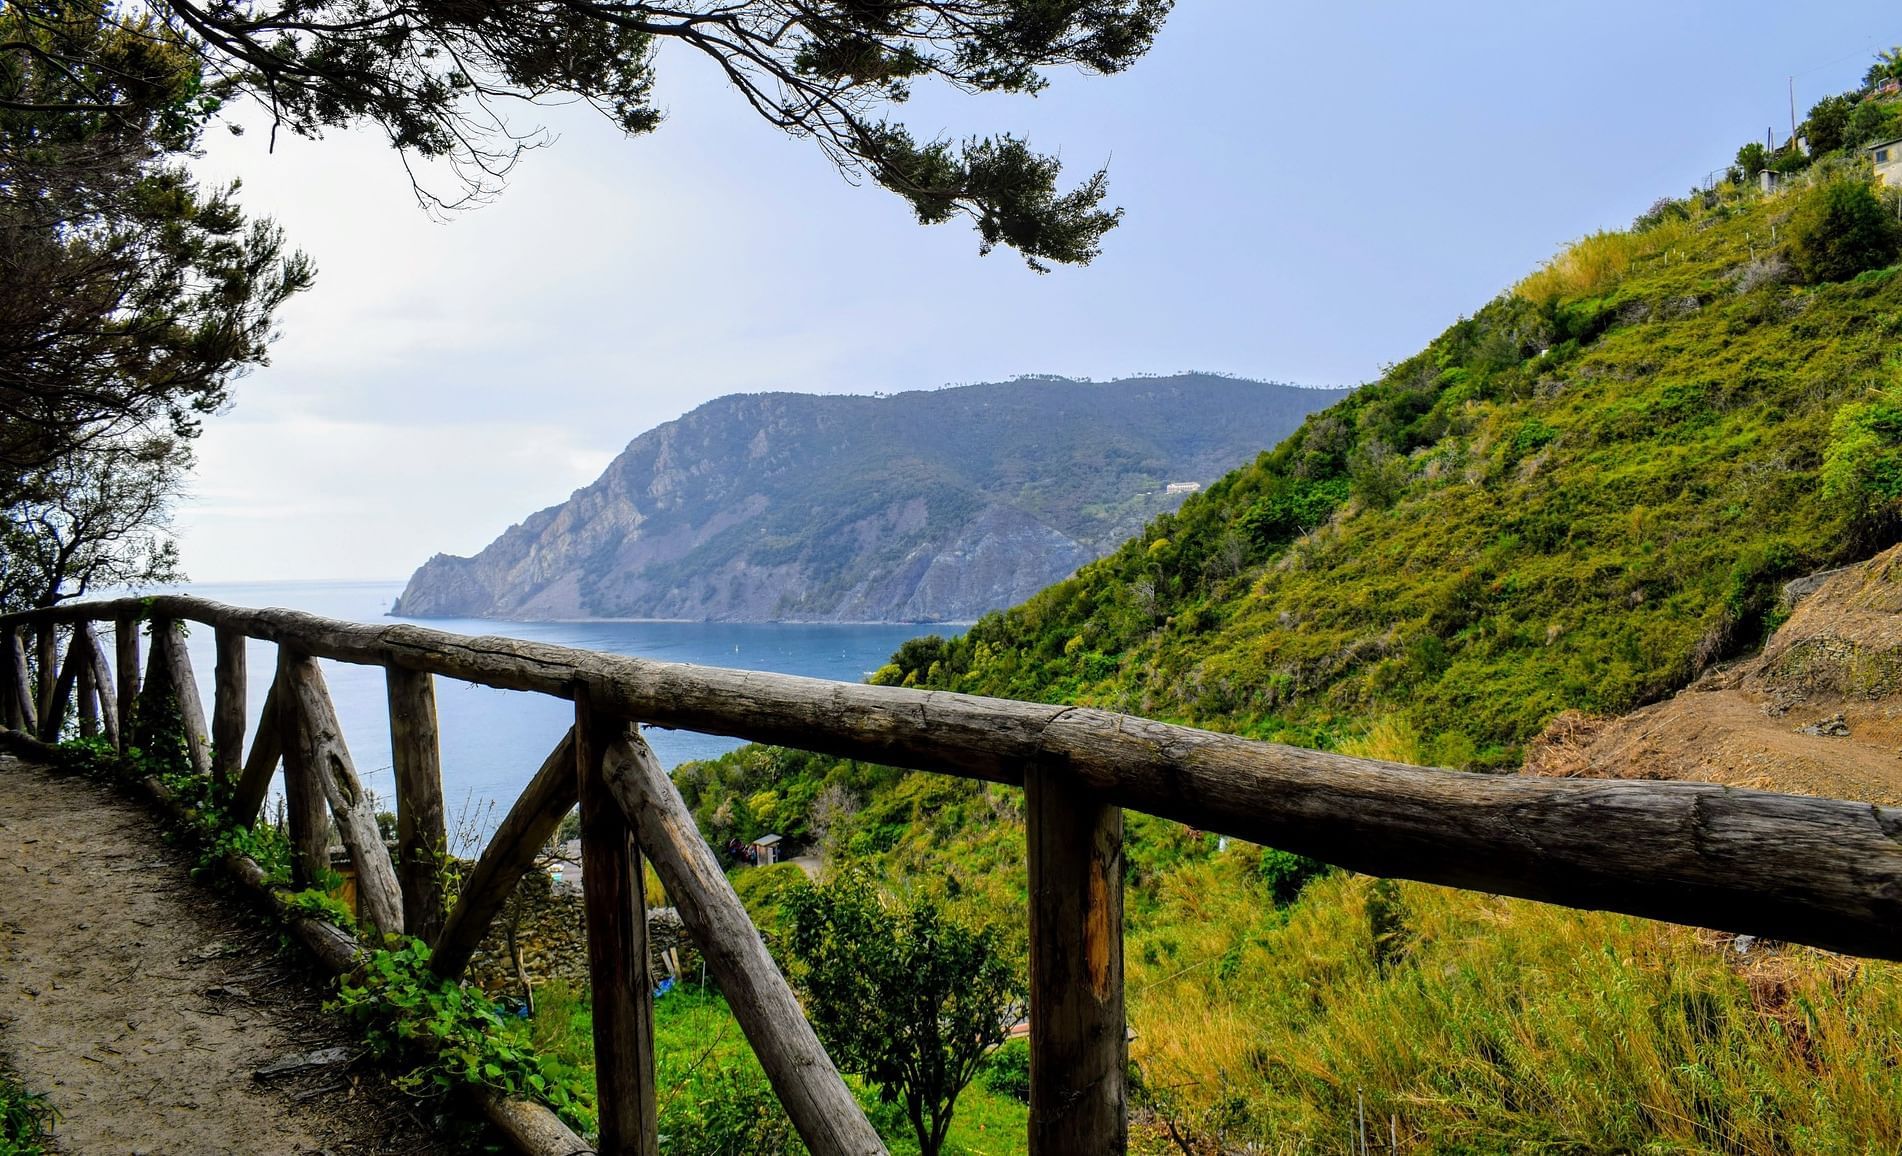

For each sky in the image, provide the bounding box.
[173,1,1902,582]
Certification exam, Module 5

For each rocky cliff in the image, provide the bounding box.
[393,374,1344,622]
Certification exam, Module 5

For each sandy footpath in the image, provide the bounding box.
[0,755,458,1155]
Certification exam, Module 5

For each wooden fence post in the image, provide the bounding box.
[40,627,85,743]
[75,637,98,739]
[276,650,332,891]
[1026,764,1127,1156]
[113,616,139,752]
[600,729,890,1156]
[280,653,404,937]
[2,627,30,733]
[577,693,657,1156]
[229,674,283,826]
[34,625,55,736]
[81,625,117,748]
[155,620,212,776]
[212,627,247,787]
[387,666,448,946]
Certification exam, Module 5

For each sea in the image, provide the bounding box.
[143,580,954,851]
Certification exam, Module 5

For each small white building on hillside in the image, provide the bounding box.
[1870,137,1902,188]
[1165,481,1202,495]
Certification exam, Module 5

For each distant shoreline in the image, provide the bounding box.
[385,611,975,628]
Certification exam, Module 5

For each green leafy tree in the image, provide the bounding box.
[1803,93,1857,155]
[1,0,1174,268]
[783,872,1023,1156]
[1846,98,1902,148]
[0,0,312,610]
[1735,141,1769,179]
[1785,177,1902,285]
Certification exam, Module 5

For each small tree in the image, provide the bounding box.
[783,873,1023,1156]
[1786,178,1902,285]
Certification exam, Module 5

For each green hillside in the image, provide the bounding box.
[668,88,1902,1154]
[877,162,1902,769]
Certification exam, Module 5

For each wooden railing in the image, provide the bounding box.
[4,595,1902,1156]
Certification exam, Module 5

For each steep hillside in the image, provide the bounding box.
[877,167,1902,767]
[393,375,1343,623]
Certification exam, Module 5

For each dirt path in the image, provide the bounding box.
[0,755,460,1155]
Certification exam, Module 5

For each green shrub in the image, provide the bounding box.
[1787,178,1902,284]
[981,1039,1031,1104]
[1256,848,1332,906]
[1735,141,1768,179]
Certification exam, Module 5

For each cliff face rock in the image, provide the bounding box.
[394,375,1346,622]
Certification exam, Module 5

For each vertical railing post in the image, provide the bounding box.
[2,627,28,733]
[41,625,84,742]
[1026,764,1127,1155]
[387,666,448,944]
[276,649,331,890]
[34,624,56,735]
[148,618,211,776]
[75,634,99,739]
[229,675,283,826]
[212,627,247,787]
[81,624,117,748]
[576,689,657,1156]
[114,615,139,752]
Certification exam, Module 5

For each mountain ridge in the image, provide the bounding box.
[393,374,1346,623]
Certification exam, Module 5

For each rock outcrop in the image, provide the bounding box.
[394,374,1345,622]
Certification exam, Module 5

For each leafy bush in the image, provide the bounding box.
[1735,141,1768,179]
[1786,178,1902,284]
[980,1039,1031,1104]
[1823,378,1902,535]
[1255,848,1332,906]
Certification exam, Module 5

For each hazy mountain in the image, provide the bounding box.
[392,374,1346,622]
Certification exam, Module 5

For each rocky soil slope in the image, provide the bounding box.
[1526,544,1902,804]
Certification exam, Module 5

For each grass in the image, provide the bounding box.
[0,1064,54,1156]
[528,979,1031,1154]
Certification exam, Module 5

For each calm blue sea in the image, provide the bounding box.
[142,580,952,848]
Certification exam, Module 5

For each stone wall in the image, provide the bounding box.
[464,869,703,1001]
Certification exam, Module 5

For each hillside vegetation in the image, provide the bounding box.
[877,162,1902,770]
[668,130,1902,1151]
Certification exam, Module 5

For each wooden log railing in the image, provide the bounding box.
[3,594,1902,1156]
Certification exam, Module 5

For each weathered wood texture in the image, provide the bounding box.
[576,700,657,1156]
[231,675,283,825]
[280,653,404,937]
[430,729,577,980]
[601,729,888,1156]
[82,625,117,747]
[149,620,212,776]
[75,641,98,739]
[472,1089,596,1156]
[387,667,448,945]
[3,628,30,732]
[113,615,139,750]
[276,650,334,890]
[34,627,55,736]
[1026,766,1125,1155]
[42,627,83,741]
[212,627,247,785]
[13,594,1902,960]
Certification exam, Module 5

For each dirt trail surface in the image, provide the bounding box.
[0,755,460,1155]
[1526,544,1902,804]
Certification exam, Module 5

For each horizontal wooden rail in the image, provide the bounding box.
[6,594,1901,959]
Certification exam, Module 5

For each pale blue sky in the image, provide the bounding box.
[176,2,1902,581]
